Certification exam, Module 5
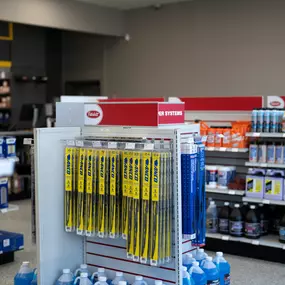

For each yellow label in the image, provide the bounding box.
[256,179,262,193]
[274,180,281,195]
[133,152,140,199]
[122,151,129,197]
[152,152,161,201]
[110,151,117,196]
[128,152,134,198]
[77,148,86,193]
[86,149,94,194]
[65,148,73,191]
[152,215,159,261]
[142,152,151,200]
[99,150,106,195]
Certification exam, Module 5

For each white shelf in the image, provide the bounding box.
[0,130,33,136]
[206,232,285,249]
[206,147,248,153]
[0,204,19,213]
[245,162,285,168]
[206,187,245,196]
[242,196,285,206]
[246,132,285,138]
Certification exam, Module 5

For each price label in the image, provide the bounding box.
[222,235,230,241]
[282,245,285,250]
[262,199,270,204]
[231,148,239,152]
[75,140,84,147]
[144,143,154,150]
[125,142,136,149]
[228,190,236,195]
[219,147,226,152]
[207,147,215,151]
[252,240,259,246]
[67,140,75,146]
[260,163,267,167]
[92,141,102,148]
[283,134,285,138]
[3,239,10,247]
[108,142,117,149]
[253,133,260,137]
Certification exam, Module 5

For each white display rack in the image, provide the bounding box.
[206,147,248,153]
[242,196,285,206]
[246,132,285,138]
[206,233,285,249]
[245,162,285,168]
[0,204,19,213]
[206,187,245,196]
[35,124,200,285]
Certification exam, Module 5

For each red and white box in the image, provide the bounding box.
[56,102,185,127]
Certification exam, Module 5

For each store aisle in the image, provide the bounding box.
[0,200,285,285]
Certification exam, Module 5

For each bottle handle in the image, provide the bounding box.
[189,267,193,275]
[91,272,98,282]
[74,277,80,285]
[74,268,80,277]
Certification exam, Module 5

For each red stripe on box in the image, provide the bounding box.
[99,98,165,102]
[180,97,263,111]
[87,263,176,284]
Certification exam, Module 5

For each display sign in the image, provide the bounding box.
[267,96,285,108]
[84,102,184,126]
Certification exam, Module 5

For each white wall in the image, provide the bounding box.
[104,0,285,97]
[0,0,125,36]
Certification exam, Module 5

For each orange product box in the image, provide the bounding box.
[207,128,216,147]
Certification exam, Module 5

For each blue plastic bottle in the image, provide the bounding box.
[91,268,112,284]
[56,269,74,285]
[75,272,92,285]
[74,264,90,279]
[213,252,231,285]
[190,261,207,285]
[132,276,148,285]
[183,253,196,271]
[201,257,220,285]
[195,249,206,266]
[111,272,127,285]
[14,261,34,285]
[182,266,191,285]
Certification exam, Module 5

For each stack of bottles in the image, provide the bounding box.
[182,250,231,285]
[64,139,173,266]
[246,168,285,201]
[249,141,285,165]
[200,121,250,149]
[205,165,237,190]
[206,200,285,243]
[181,136,206,246]
[251,108,285,133]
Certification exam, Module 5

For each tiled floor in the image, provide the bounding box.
[0,199,284,284]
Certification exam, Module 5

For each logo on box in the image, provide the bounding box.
[84,104,103,125]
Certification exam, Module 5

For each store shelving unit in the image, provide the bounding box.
[245,161,285,168]
[34,122,200,285]
[242,196,285,206]
[246,132,285,138]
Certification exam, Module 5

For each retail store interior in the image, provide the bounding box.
[1,0,285,284]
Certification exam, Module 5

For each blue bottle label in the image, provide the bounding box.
[245,222,261,238]
[219,218,229,233]
[267,146,275,163]
[230,221,243,236]
[224,274,231,285]
[249,145,257,162]
[207,280,220,284]
[279,227,285,241]
[276,146,283,163]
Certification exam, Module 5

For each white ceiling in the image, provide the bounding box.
[77,0,191,10]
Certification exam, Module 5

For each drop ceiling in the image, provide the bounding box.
[77,0,191,10]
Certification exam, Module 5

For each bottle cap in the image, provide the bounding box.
[192,261,199,267]
[135,276,143,281]
[155,281,163,285]
[210,201,215,205]
[63,269,70,274]
[206,256,213,261]
[98,268,105,273]
[81,264,87,269]
[99,276,107,281]
[250,205,256,209]
[116,272,123,277]
[197,248,204,253]
[182,266,187,271]
[224,202,230,206]
[118,282,127,285]
[81,272,88,278]
[23,261,30,265]
[216,252,223,257]
[234,204,240,208]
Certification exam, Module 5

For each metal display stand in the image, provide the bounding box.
[34,123,200,285]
